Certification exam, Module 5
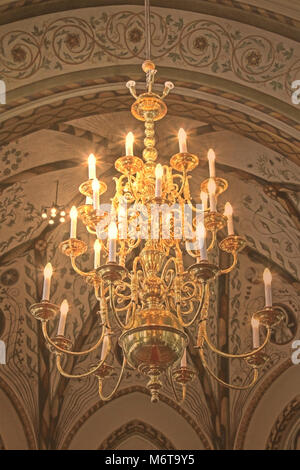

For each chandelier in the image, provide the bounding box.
[29,2,284,404]
[29,59,284,404]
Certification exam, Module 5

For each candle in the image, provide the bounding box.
[178,128,187,153]
[155,164,164,198]
[126,132,134,156]
[224,202,234,235]
[92,178,100,212]
[207,178,217,212]
[263,268,272,307]
[181,348,187,368]
[88,153,96,180]
[118,204,127,239]
[85,196,93,205]
[94,239,101,269]
[101,332,109,361]
[251,318,260,349]
[200,191,208,212]
[70,206,78,239]
[42,262,53,301]
[108,221,118,263]
[197,222,207,261]
[57,299,69,336]
[207,149,216,178]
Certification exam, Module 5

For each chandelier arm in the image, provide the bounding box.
[168,368,186,405]
[199,348,259,390]
[42,321,106,356]
[70,256,94,278]
[55,348,110,379]
[98,357,127,402]
[109,283,135,330]
[86,226,96,235]
[207,230,216,252]
[217,252,238,275]
[203,321,271,359]
[177,283,207,328]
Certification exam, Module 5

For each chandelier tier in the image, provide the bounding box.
[30,59,283,404]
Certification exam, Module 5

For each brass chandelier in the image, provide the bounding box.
[29,58,284,404]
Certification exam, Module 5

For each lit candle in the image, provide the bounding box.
[108,221,118,263]
[197,222,207,261]
[57,299,69,336]
[155,164,164,198]
[85,196,93,205]
[181,348,187,368]
[88,153,96,180]
[200,191,208,212]
[224,202,234,235]
[263,268,272,307]
[251,318,260,349]
[126,132,134,156]
[94,239,101,269]
[178,128,187,153]
[70,206,78,239]
[207,149,216,178]
[101,332,109,361]
[92,178,100,212]
[207,178,217,212]
[42,262,53,301]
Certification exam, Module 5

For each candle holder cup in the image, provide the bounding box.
[47,335,73,354]
[115,156,144,175]
[79,179,107,198]
[201,177,228,197]
[170,152,199,173]
[30,301,60,322]
[60,238,87,258]
[173,366,196,385]
[96,262,128,283]
[187,260,219,283]
[219,235,246,254]
[252,307,284,329]
[204,212,227,232]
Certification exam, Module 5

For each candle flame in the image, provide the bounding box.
[108,221,118,240]
[224,202,233,216]
[88,153,96,166]
[207,148,216,162]
[178,128,187,142]
[70,206,78,220]
[263,268,272,285]
[92,178,100,191]
[44,262,53,279]
[207,178,216,195]
[94,239,101,253]
[155,163,164,179]
[60,299,69,315]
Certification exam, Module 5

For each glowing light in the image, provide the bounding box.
[126,132,134,156]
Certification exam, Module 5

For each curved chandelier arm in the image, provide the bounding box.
[55,351,110,379]
[177,283,207,328]
[203,321,271,359]
[98,357,127,402]
[217,252,238,276]
[168,368,186,405]
[70,256,94,278]
[199,348,259,390]
[42,321,105,357]
[109,284,136,330]
[207,230,216,252]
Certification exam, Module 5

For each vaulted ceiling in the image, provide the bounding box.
[0,0,299,450]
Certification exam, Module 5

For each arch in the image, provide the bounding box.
[266,396,300,450]
[61,386,213,450]
[98,419,176,450]
[0,341,5,365]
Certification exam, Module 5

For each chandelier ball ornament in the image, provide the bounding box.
[30,61,284,404]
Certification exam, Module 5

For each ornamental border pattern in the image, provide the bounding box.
[265,396,300,450]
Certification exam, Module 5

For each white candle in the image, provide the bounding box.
[200,191,208,212]
[207,149,216,178]
[57,299,69,336]
[263,268,272,307]
[108,221,118,263]
[208,178,217,212]
[118,204,127,239]
[197,222,208,261]
[178,128,187,153]
[224,202,234,235]
[155,164,163,198]
[126,132,134,156]
[251,318,260,348]
[92,178,100,212]
[85,196,93,205]
[181,348,187,368]
[42,262,53,301]
[94,239,101,269]
[88,153,96,180]
[70,206,78,239]
[101,333,109,361]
